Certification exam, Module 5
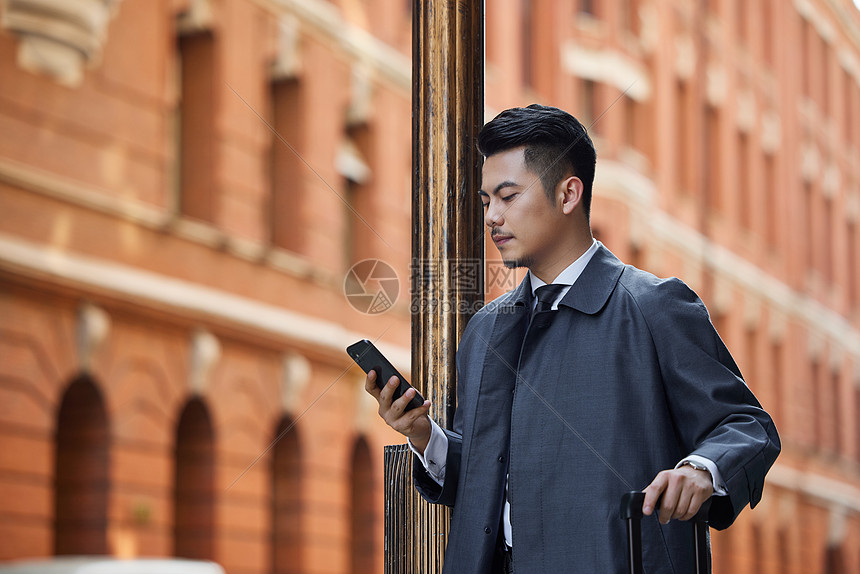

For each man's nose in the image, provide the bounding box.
[485,201,504,228]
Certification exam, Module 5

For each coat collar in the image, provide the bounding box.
[494,243,624,315]
[557,244,624,314]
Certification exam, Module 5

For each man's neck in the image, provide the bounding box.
[530,234,595,284]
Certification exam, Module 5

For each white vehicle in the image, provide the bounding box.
[0,557,225,574]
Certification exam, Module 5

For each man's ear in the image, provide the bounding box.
[560,176,584,215]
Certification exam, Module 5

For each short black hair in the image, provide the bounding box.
[477,104,596,219]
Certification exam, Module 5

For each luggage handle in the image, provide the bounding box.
[620,491,712,574]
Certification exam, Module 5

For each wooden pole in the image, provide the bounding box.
[384,1,484,572]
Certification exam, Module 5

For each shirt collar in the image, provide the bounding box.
[528,238,600,296]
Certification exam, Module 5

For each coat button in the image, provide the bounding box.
[498,455,505,463]
[484,526,492,534]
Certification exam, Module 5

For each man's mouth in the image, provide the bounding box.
[492,234,513,246]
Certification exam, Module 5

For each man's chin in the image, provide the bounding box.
[502,256,532,270]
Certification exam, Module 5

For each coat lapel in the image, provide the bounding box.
[464,276,531,463]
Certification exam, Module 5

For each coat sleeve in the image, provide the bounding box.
[638,277,781,530]
[412,326,472,507]
[413,428,462,506]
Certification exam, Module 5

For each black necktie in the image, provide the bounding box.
[534,284,566,313]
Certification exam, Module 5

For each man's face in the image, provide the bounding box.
[479,147,569,276]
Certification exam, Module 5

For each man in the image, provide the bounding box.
[365,104,780,573]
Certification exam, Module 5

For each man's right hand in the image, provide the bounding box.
[364,370,433,454]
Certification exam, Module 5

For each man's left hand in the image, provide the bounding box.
[642,466,713,524]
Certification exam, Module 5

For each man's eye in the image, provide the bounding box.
[502,194,516,202]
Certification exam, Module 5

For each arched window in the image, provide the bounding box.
[54,377,109,555]
[750,523,765,573]
[777,528,790,574]
[271,416,302,574]
[712,529,732,574]
[349,436,376,574]
[173,398,215,560]
[825,544,845,574]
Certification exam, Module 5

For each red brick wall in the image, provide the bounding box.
[1,1,859,573]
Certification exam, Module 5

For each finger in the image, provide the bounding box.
[680,490,711,521]
[377,375,400,407]
[672,489,695,521]
[364,370,380,398]
[679,495,699,521]
[389,385,418,416]
[390,399,432,433]
[642,473,667,516]
[658,477,682,524]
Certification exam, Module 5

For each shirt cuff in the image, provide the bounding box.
[407,418,448,485]
[676,455,728,496]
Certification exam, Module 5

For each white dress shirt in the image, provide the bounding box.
[409,239,725,548]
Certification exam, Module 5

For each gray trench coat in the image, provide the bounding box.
[414,244,780,574]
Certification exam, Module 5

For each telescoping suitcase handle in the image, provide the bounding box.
[620,491,712,574]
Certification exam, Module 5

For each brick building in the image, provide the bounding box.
[0,1,859,573]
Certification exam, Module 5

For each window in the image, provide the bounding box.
[844,69,853,144]
[831,368,841,456]
[624,96,636,150]
[54,378,109,555]
[852,82,860,147]
[848,221,857,311]
[763,0,774,66]
[824,544,846,574]
[580,80,597,131]
[580,0,595,17]
[855,386,860,463]
[770,339,784,427]
[823,197,834,284]
[270,78,304,251]
[177,32,218,223]
[804,181,814,271]
[735,0,747,48]
[485,0,499,65]
[340,123,373,265]
[713,529,733,574]
[173,399,215,560]
[271,417,302,574]
[809,357,820,448]
[676,80,692,194]
[777,528,790,573]
[751,524,765,573]
[621,0,640,35]
[521,0,534,88]
[350,437,376,574]
[821,37,830,116]
[738,132,751,230]
[743,326,757,392]
[704,105,722,212]
[801,18,812,97]
[764,153,777,249]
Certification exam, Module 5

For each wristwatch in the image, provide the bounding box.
[679,460,710,474]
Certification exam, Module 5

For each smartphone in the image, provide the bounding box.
[347,339,425,411]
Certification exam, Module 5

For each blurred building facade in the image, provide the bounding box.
[0,1,858,574]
